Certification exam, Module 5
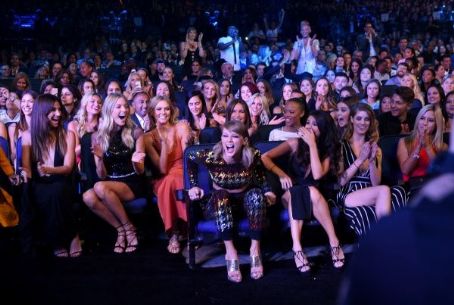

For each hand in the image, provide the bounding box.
[265,192,276,206]
[8,174,21,186]
[198,33,203,43]
[279,174,293,190]
[37,163,50,177]
[358,142,372,163]
[91,143,104,159]
[269,115,285,125]
[131,152,145,163]
[369,142,378,162]
[298,127,316,147]
[19,168,28,183]
[143,115,151,132]
[188,187,204,201]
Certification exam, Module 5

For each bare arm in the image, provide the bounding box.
[43,131,76,175]
[67,120,81,159]
[262,139,294,189]
[7,123,17,162]
[397,138,420,176]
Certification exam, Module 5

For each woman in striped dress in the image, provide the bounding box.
[337,103,407,236]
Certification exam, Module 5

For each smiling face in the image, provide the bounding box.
[47,101,63,128]
[111,97,130,127]
[249,96,263,117]
[446,94,454,117]
[230,103,247,123]
[156,82,170,97]
[336,102,350,128]
[162,67,174,81]
[300,79,313,96]
[427,87,441,105]
[284,101,304,128]
[188,96,203,116]
[16,78,27,91]
[86,95,103,115]
[203,82,216,100]
[21,93,34,116]
[351,110,371,135]
[153,100,171,125]
[221,128,244,162]
[390,93,409,118]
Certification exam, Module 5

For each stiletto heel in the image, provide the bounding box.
[330,244,345,269]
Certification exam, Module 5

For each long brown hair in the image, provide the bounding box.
[31,94,67,162]
[343,103,379,142]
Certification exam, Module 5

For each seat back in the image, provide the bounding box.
[378,134,405,186]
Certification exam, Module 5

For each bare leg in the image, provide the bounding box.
[286,190,310,272]
[345,185,391,219]
[250,239,263,279]
[309,186,344,268]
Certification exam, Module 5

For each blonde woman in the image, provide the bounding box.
[401,73,425,108]
[397,104,447,196]
[139,96,191,254]
[83,93,144,254]
[67,93,103,160]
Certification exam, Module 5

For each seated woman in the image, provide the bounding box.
[8,90,36,164]
[247,93,284,128]
[21,94,80,257]
[67,93,103,163]
[397,104,447,198]
[83,93,144,254]
[269,98,306,141]
[337,103,407,236]
[262,111,344,272]
[359,79,381,112]
[335,96,356,139]
[185,91,216,144]
[139,96,191,254]
[187,121,276,282]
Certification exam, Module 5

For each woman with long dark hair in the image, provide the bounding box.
[21,94,79,257]
[262,111,344,272]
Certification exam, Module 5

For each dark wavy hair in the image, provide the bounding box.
[31,94,67,163]
[294,110,341,175]
[186,90,208,131]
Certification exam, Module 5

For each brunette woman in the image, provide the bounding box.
[21,94,80,257]
[262,111,344,272]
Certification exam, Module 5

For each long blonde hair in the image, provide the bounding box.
[74,93,102,138]
[404,104,445,152]
[247,93,270,125]
[212,120,255,168]
[95,93,135,152]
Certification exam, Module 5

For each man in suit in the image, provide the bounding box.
[130,90,151,132]
[356,22,382,62]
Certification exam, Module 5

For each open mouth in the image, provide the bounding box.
[118,114,126,121]
[225,143,235,153]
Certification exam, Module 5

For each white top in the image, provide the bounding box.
[293,38,319,74]
[218,36,241,71]
[269,128,299,141]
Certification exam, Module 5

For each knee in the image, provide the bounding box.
[308,186,322,204]
[245,188,266,209]
[378,185,391,197]
[94,182,109,199]
[83,189,98,208]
